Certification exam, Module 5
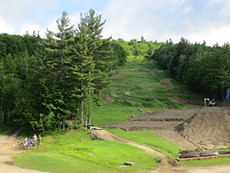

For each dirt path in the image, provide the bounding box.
[91,129,185,173]
[91,129,230,173]
[0,132,48,173]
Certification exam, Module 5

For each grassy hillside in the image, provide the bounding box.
[12,56,205,172]
[93,56,202,125]
[14,130,159,173]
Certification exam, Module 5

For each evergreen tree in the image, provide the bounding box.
[70,9,111,126]
[43,11,74,129]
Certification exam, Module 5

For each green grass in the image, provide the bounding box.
[93,104,149,125]
[181,158,230,167]
[93,57,199,126]
[14,130,159,173]
[106,129,180,158]
[13,57,206,172]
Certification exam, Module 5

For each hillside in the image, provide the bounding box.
[93,56,203,126]
[94,57,230,152]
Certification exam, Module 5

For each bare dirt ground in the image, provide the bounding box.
[104,107,230,151]
[0,131,47,173]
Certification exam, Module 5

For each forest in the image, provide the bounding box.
[0,10,160,132]
[2,9,230,132]
[152,38,230,100]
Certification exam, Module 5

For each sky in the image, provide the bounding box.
[1,0,230,46]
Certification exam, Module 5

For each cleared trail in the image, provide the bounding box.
[91,129,185,173]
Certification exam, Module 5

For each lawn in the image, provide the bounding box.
[14,130,159,173]
[106,129,180,158]
[181,158,230,167]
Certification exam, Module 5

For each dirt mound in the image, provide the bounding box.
[104,107,230,150]
[176,107,230,149]
[100,90,114,104]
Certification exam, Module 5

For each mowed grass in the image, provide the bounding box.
[93,104,147,125]
[106,129,180,158]
[14,130,159,173]
[181,158,230,167]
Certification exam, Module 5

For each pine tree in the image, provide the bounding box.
[70,16,95,125]
[43,11,74,129]
[69,9,112,126]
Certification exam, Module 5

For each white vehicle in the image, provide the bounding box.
[204,98,216,106]
[208,99,216,106]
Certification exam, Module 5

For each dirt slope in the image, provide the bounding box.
[179,107,230,150]
[104,107,230,150]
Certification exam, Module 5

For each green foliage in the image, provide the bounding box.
[152,38,230,100]
[0,9,122,131]
[110,41,127,68]
[0,121,8,134]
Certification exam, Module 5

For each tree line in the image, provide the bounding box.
[0,10,127,132]
[152,38,230,100]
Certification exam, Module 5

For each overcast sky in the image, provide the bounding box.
[1,0,230,45]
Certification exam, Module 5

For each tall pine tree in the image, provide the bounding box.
[43,11,74,129]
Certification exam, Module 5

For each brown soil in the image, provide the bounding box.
[150,71,158,76]
[111,75,125,78]
[104,107,230,151]
[129,72,150,76]
[146,87,154,91]
[100,90,114,104]
[120,67,128,71]
[0,132,47,173]
[172,97,203,106]
[126,91,131,95]
[160,79,175,89]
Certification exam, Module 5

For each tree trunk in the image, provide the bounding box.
[88,113,91,128]
[81,91,84,125]
[0,96,3,122]
[62,119,65,129]
[75,111,78,126]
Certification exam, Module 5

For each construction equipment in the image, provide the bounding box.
[204,98,216,106]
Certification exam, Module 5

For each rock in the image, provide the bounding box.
[91,127,101,130]
[124,162,135,166]
[138,108,143,112]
